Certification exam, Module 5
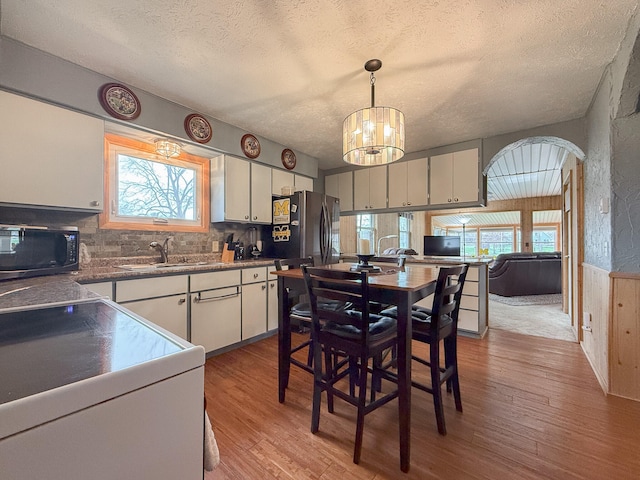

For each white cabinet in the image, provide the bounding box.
[241,267,268,339]
[429,148,480,205]
[83,281,113,300]
[190,270,242,353]
[0,91,104,211]
[272,169,294,195]
[388,158,429,208]
[294,175,314,192]
[353,166,387,210]
[251,163,272,222]
[267,267,278,331]
[211,156,271,223]
[325,171,353,212]
[115,275,189,340]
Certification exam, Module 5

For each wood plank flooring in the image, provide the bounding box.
[204,330,640,479]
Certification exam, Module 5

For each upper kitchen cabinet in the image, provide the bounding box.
[325,171,353,212]
[353,166,387,211]
[0,91,104,211]
[294,174,314,192]
[388,157,429,209]
[211,155,271,223]
[271,169,294,195]
[429,148,482,206]
[272,169,314,195]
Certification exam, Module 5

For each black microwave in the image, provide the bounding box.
[0,225,79,281]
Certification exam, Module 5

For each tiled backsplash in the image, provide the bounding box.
[0,207,262,259]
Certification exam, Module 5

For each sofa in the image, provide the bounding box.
[488,252,562,297]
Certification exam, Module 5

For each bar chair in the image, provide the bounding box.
[302,266,399,464]
[274,258,350,374]
[382,264,468,435]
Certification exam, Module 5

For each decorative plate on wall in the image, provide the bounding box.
[184,114,212,144]
[98,83,141,120]
[281,149,297,170]
[241,133,261,159]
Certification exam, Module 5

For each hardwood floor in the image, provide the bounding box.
[204,330,640,479]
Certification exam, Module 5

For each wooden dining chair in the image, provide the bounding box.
[274,257,316,373]
[302,266,399,464]
[382,264,469,435]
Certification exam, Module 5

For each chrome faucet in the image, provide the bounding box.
[377,234,398,256]
[149,237,170,263]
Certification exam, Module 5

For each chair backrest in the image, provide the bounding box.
[430,264,469,329]
[371,256,406,267]
[302,266,372,344]
[274,256,314,271]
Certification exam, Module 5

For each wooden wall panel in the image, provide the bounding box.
[610,273,640,400]
[581,263,610,393]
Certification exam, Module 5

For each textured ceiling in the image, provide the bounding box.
[0,0,637,171]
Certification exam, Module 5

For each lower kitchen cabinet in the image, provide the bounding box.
[267,267,278,331]
[191,286,242,352]
[115,275,188,340]
[241,267,268,339]
[190,270,242,353]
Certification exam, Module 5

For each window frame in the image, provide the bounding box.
[99,134,210,232]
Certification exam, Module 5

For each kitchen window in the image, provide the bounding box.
[100,134,210,232]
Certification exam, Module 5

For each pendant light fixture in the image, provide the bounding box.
[343,59,405,166]
[154,139,181,159]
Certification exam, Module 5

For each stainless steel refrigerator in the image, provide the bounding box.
[262,191,340,265]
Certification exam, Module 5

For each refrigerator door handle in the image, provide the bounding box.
[319,202,327,263]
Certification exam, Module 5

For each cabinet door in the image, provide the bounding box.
[0,91,104,211]
[191,286,242,352]
[267,279,278,331]
[429,152,454,204]
[325,172,353,212]
[83,281,113,300]
[121,295,188,340]
[242,281,267,339]
[294,175,314,192]
[388,162,408,208]
[325,174,339,199]
[452,148,479,203]
[353,169,370,210]
[225,157,251,221]
[272,169,294,195]
[368,165,387,209]
[406,158,429,207]
[251,163,272,223]
[337,171,353,211]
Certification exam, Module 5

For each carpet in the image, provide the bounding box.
[489,293,562,306]
[488,299,575,342]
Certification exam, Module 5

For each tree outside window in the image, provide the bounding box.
[100,134,210,232]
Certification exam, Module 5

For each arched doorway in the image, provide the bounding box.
[483,136,585,342]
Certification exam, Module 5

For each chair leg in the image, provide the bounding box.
[445,336,463,412]
[430,341,446,435]
[311,331,325,434]
[324,347,335,414]
[353,355,369,464]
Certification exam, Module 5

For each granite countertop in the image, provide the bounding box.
[0,255,279,311]
[0,275,103,313]
[75,255,277,283]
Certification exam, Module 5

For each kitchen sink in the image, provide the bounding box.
[118,261,223,271]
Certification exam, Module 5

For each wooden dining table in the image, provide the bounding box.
[271,262,440,473]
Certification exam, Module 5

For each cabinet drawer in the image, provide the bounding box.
[460,295,479,311]
[190,269,241,291]
[463,281,479,296]
[466,267,479,281]
[458,309,478,332]
[242,267,267,284]
[116,275,188,302]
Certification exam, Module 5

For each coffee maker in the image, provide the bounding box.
[246,227,260,259]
